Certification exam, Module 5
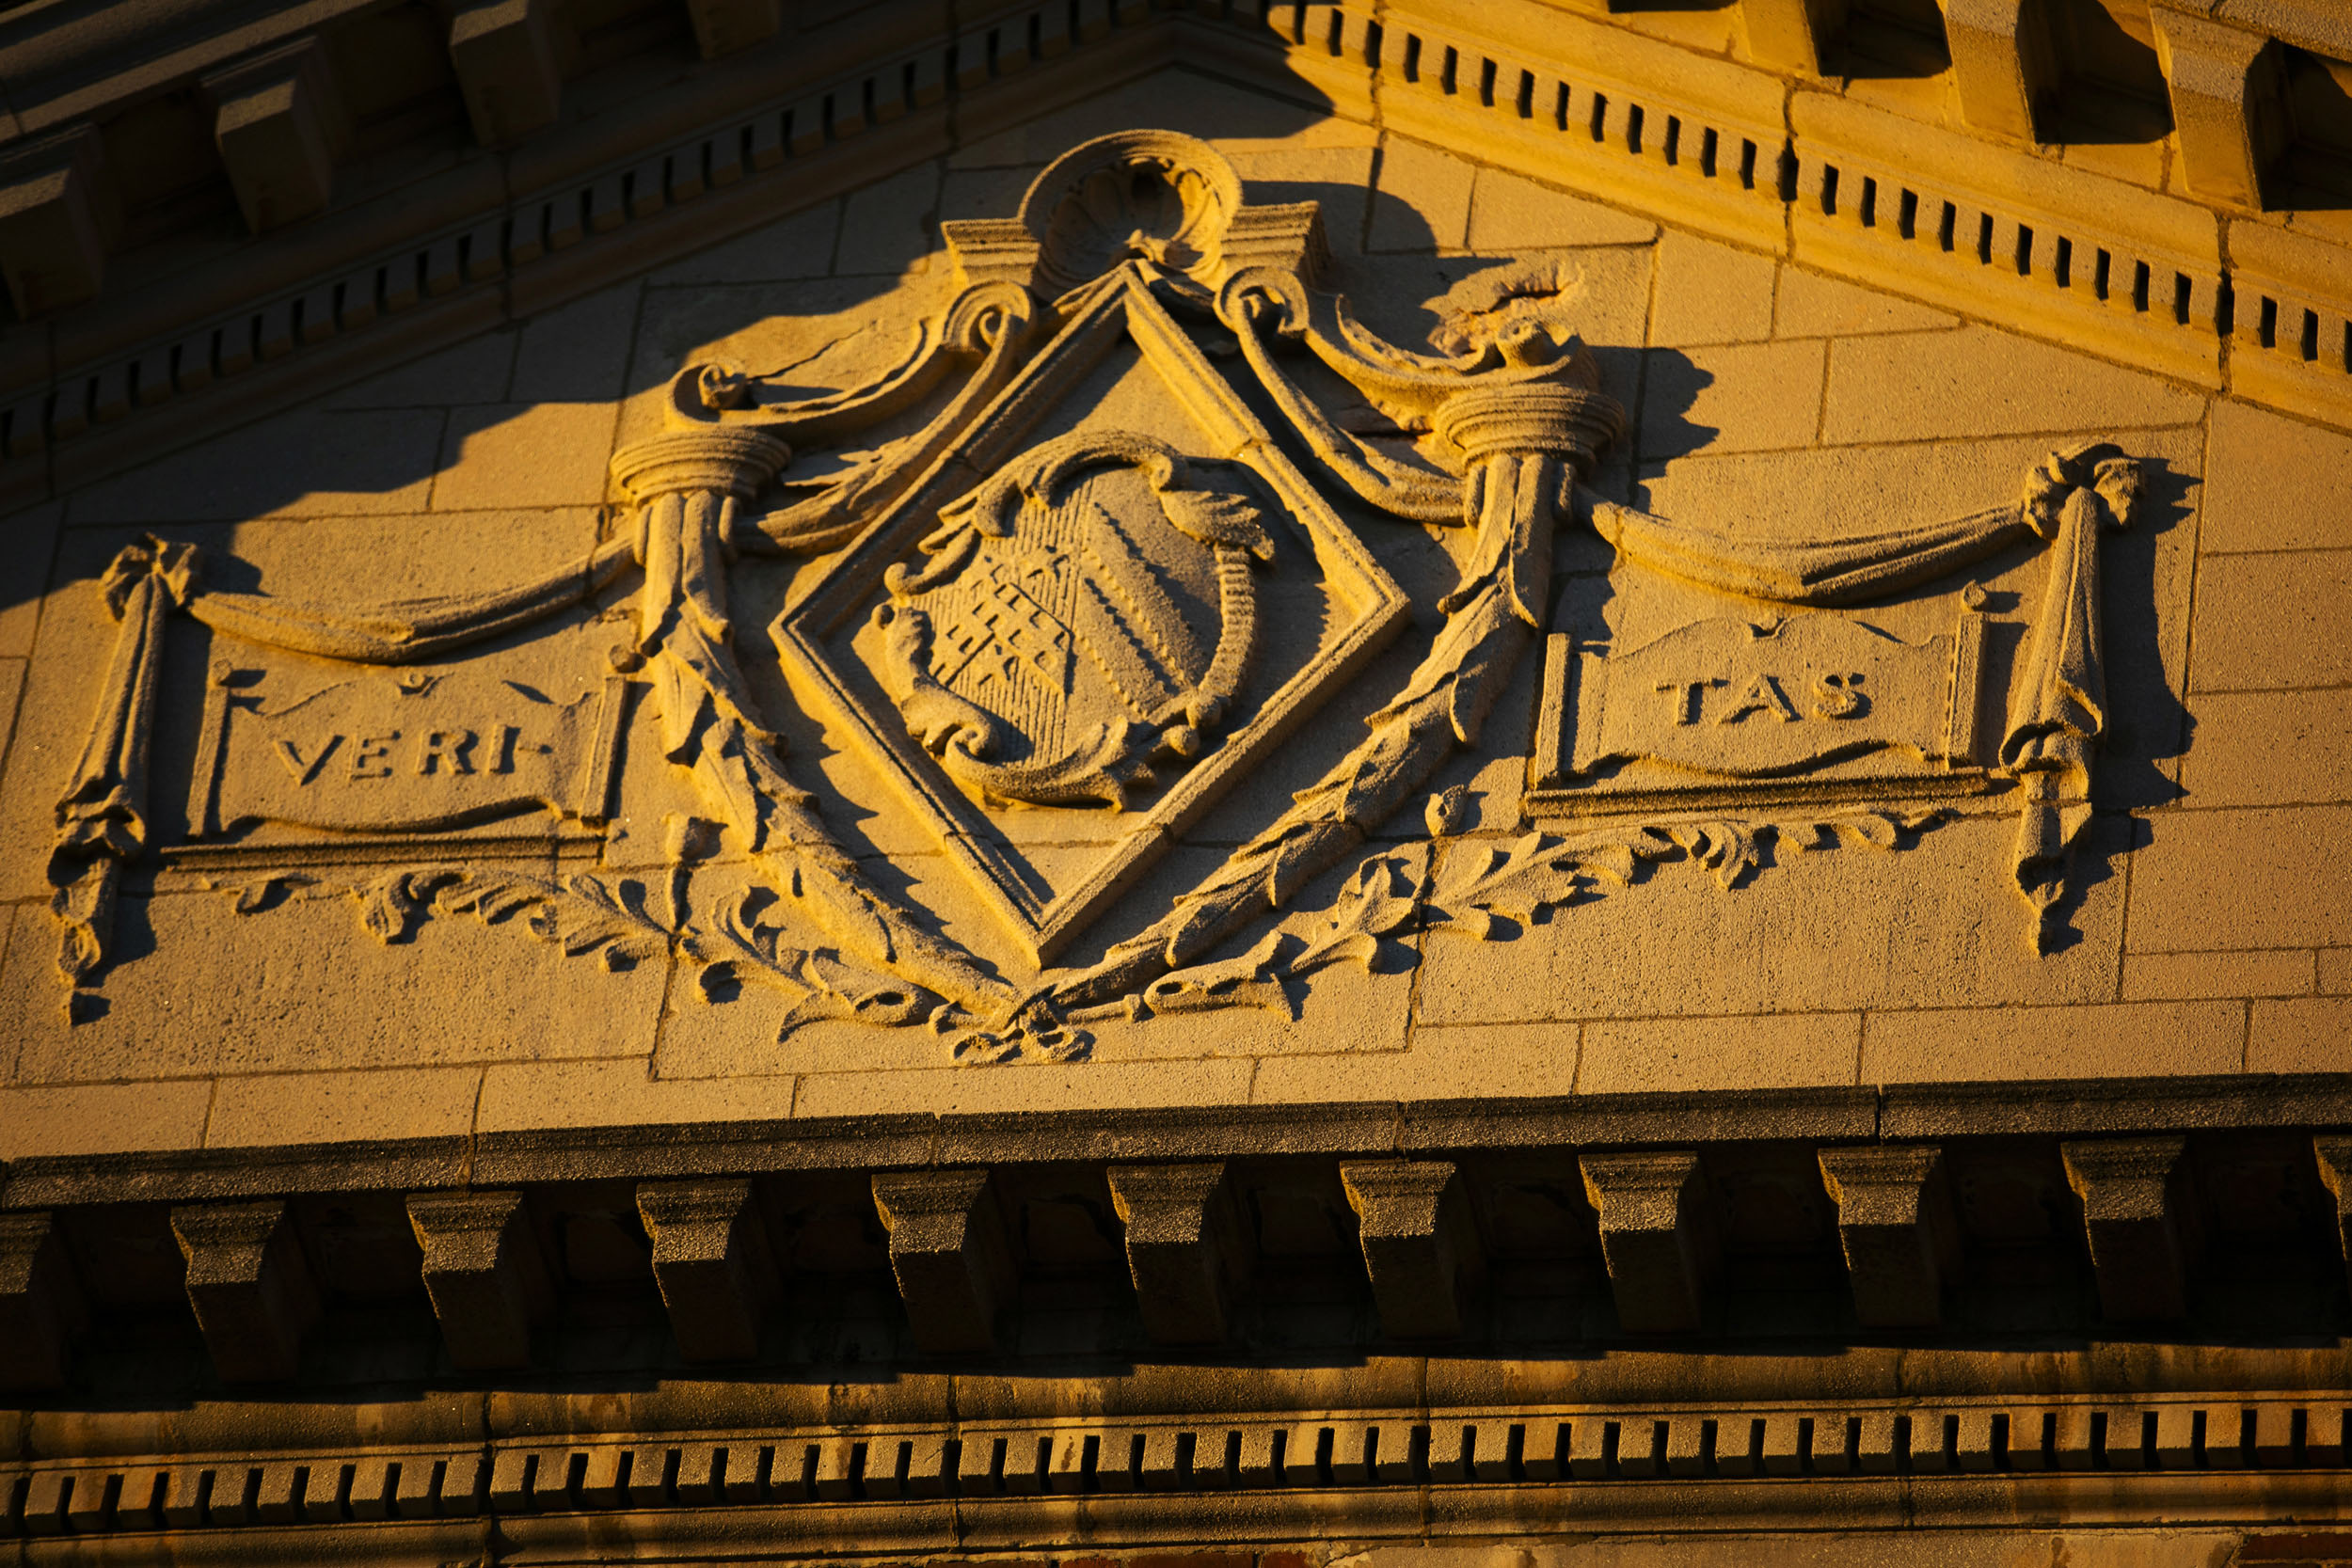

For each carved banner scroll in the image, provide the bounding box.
[1546,610,1987,784]
[1541,444,2141,950]
[193,665,632,838]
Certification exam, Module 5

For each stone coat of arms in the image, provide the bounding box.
[48,131,2138,1060]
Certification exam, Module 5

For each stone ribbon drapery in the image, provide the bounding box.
[1590,499,2030,607]
[1591,444,2139,946]
[184,539,635,663]
[49,536,197,1009]
[2004,472,2128,944]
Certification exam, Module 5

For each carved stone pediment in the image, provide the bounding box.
[38,126,2146,1060]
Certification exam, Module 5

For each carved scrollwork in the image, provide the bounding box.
[48,126,2137,1062]
[1018,129,1247,297]
[664,279,1040,558]
[1213,256,1619,530]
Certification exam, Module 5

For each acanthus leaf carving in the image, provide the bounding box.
[220,865,668,969]
[1125,805,1948,1022]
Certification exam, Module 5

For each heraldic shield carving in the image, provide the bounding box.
[46,129,2142,1062]
[781,264,1410,965]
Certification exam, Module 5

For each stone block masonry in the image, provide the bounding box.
[0,10,2350,1562]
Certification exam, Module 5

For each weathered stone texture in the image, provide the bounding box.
[1862,1002,2247,1082]
[0,1077,215,1159]
[1640,339,1829,459]
[0,68,2343,1148]
[1578,1013,1861,1094]
[2201,402,2352,555]
[1468,166,1659,251]
[0,0,2347,1550]
[1648,231,1777,348]
[2128,807,2352,952]
[2188,550,2352,693]
[1818,327,2205,445]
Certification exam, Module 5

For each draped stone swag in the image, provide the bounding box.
[1591,440,2140,942]
[42,131,2141,1031]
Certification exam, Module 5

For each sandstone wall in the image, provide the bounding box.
[0,69,2344,1158]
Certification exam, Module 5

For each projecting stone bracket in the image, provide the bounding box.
[406,1190,557,1370]
[1106,1163,1250,1346]
[199,39,351,235]
[170,1200,322,1384]
[637,1179,782,1363]
[0,1212,88,1392]
[447,0,564,148]
[1737,0,1842,74]
[0,127,120,318]
[1580,1151,1720,1334]
[1818,1145,1964,1327]
[1340,1160,1486,1339]
[2151,0,2287,209]
[2061,1135,2203,1323]
[682,0,781,58]
[1936,0,2059,142]
[871,1170,1017,1354]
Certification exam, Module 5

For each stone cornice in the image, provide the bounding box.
[3,0,2351,519]
[3,1397,2348,1555]
[6,1074,2346,1209]
[0,1076,2346,1405]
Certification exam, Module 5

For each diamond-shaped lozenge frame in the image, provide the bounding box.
[773,269,1409,967]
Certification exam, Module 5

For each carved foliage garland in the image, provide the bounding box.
[1129,808,1947,1024]
[45,130,2139,1058]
